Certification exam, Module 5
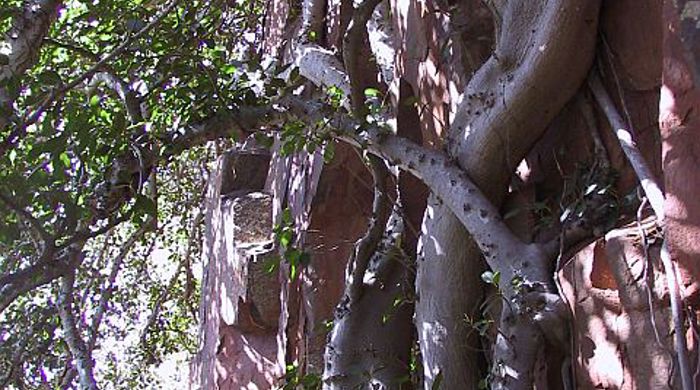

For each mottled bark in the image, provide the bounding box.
[415,1,601,388]
[0,0,62,134]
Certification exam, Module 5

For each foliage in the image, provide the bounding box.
[279,363,322,390]
[0,0,268,387]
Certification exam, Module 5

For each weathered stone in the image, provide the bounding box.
[223,192,274,254]
[236,254,281,332]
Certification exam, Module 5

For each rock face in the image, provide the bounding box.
[226,193,273,255]
[190,149,283,390]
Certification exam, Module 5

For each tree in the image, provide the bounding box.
[1,0,700,389]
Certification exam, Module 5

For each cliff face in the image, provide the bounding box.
[192,0,700,388]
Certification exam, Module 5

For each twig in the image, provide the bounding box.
[6,0,180,150]
[87,220,153,352]
[637,197,664,345]
[0,191,54,245]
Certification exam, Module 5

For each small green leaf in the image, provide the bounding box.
[290,263,297,280]
[59,152,71,167]
[279,230,293,248]
[364,88,380,98]
[481,271,500,286]
[89,95,100,107]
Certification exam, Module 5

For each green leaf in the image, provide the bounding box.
[8,149,17,165]
[480,271,500,286]
[59,152,71,167]
[364,88,380,98]
[89,95,100,107]
[290,263,297,280]
[279,230,293,248]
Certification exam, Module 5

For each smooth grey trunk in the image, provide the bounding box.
[323,215,414,389]
[414,1,601,388]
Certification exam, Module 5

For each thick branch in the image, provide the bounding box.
[0,250,69,313]
[0,215,124,314]
[0,0,62,132]
[164,106,283,157]
[56,261,98,390]
[346,155,391,303]
[338,129,549,292]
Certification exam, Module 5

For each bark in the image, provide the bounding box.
[324,212,414,389]
[0,0,61,135]
[56,260,99,390]
[415,1,600,388]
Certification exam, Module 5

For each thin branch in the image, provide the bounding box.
[588,70,693,390]
[87,220,153,352]
[3,0,180,154]
[0,191,54,245]
[57,213,130,250]
[587,73,665,220]
[139,252,185,348]
[346,155,391,303]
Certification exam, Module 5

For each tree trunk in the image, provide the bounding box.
[414,1,601,388]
